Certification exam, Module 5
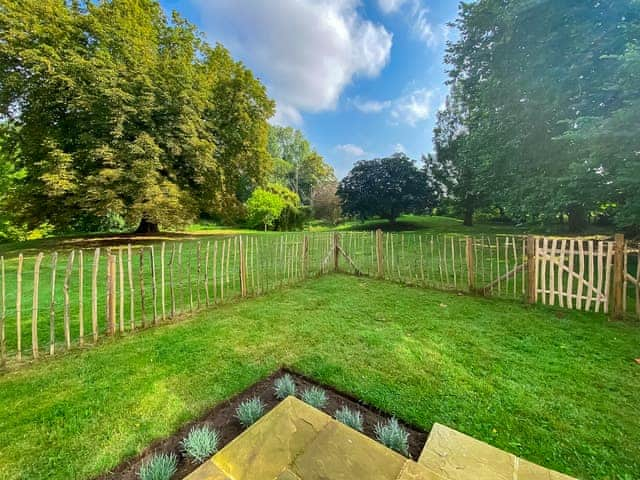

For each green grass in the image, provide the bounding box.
[0,233,334,360]
[307,214,617,237]
[0,275,638,479]
[1,214,618,258]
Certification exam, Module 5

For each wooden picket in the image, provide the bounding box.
[0,231,637,369]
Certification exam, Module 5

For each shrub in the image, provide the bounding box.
[374,418,409,456]
[274,374,297,399]
[300,386,327,409]
[138,453,178,480]
[235,397,265,428]
[334,406,363,432]
[181,426,220,463]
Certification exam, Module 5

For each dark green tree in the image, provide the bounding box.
[337,154,436,223]
[442,0,640,231]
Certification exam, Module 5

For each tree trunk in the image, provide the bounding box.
[135,219,159,234]
[463,207,474,226]
[567,204,587,233]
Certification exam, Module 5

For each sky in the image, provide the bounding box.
[159,0,460,178]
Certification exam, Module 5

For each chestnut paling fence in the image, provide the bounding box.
[0,231,638,368]
[334,231,638,317]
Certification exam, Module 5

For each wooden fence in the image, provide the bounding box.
[0,233,336,366]
[334,231,640,320]
[0,231,637,368]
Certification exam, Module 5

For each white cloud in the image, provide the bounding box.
[271,103,303,127]
[193,0,393,126]
[379,0,441,48]
[412,5,437,47]
[394,143,406,153]
[351,97,391,113]
[390,88,435,126]
[351,87,437,126]
[336,144,366,156]
[378,0,408,14]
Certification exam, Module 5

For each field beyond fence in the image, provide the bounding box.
[0,231,638,368]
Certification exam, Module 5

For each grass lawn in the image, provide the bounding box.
[0,275,638,480]
[1,214,618,257]
[307,214,618,237]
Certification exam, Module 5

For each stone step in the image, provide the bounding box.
[186,396,442,480]
[418,423,577,480]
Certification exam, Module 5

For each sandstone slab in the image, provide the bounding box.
[291,420,407,480]
[212,396,330,480]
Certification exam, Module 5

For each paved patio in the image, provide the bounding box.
[185,396,576,480]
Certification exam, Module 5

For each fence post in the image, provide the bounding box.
[376,229,384,278]
[612,233,625,320]
[302,235,309,278]
[333,233,340,272]
[239,236,247,297]
[107,251,116,334]
[465,237,475,292]
[526,235,537,304]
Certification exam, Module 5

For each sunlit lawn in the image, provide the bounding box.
[0,275,638,480]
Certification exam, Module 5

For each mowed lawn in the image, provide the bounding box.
[0,275,638,480]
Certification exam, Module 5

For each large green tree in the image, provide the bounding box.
[267,125,334,204]
[337,154,436,223]
[0,0,274,233]
[441,0,640,231]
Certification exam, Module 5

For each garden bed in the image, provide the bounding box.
[95,367,428,480]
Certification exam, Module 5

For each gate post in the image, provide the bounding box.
[612,233,625,320]
[526,235,537,304]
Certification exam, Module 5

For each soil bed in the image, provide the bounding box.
[96,367,428,480]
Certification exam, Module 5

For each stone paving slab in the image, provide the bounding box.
[291,419,407,479]
[418,423,577,480]
[183,461,231,480]
[185,398,576,480]
[396,461,447,480]
[212,396,330,480]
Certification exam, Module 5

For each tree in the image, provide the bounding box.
[0,0,274,234]
[337,154,436,223]
[245,188,285,231]
[311,181,341,224]
[442,0,640,231]
[431,94,492,226]
[267,125,334,204]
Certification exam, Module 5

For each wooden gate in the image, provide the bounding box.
[532,237,615,313]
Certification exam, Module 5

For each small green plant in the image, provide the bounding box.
[235,397,265,428]
[274,374,297,399]
[300,386,327,409]
[334,406,363,432]
[375,418,409,456]
[138,453,177,480]
[181,426,220,463]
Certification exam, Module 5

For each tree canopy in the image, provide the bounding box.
[337,154,436,223]
[437,0,640,231]
[0,0,274,233]
[267,125,335,205]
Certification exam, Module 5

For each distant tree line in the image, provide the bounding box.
[429,0,640,232]
[0,0,335,238]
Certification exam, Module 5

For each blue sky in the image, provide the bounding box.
[160,0,460,178]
